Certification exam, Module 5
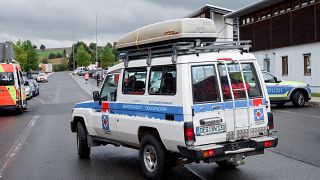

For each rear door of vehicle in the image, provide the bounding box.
[191,63,227,145]
[217,60,268,142]
[0,64,16,106]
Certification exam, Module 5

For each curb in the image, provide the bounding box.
[308,100,320,107]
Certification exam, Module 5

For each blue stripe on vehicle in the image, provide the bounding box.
[74,102,184,122]
[266,85,294,95]
[192,98,267,114]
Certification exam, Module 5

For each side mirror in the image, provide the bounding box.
[92,91,100,102]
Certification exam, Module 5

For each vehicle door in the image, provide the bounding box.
[92,72,120,140]
[191,63,227,145]
[0,70,16,106]
[263,72,287,101]
[217,61,267,142]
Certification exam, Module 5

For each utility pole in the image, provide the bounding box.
[73,30,75,70]
[93,13,98,68]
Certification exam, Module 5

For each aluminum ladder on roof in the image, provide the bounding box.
[222,59,251,141]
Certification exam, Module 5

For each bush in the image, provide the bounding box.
[48,53,56,59]
[53,64,68,72]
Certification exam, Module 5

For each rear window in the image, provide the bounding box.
[0,72,14,86]
[192,65,220,103]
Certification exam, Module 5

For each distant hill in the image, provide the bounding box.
[37,47,72,60]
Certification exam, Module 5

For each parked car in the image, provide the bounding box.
[37,73,48,82]
[29,79,39,96]
[88,69,98,78]
[28,79,39,96]
[24,81,32,100]
[262,71,311,107]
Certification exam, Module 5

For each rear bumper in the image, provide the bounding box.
[178,136,278,162]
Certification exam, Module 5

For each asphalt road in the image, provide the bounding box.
[0,72,320,180]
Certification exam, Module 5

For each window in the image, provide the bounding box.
[263,72,278,83]
[100,74,120,101]
[0,72,14,86]
[242,63,263,98]
[149,66,176,95]
[304,54,311,76]
[122,68,147,95]
[192,65,220,103]
[282,56,288,76]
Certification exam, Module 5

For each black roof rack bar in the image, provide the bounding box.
[118,40,251,62]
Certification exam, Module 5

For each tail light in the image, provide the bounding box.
[203,149,215,158]
[267,112,274,129]
[16,89,20,100]
[264,140,274,148]
[184,122,195,146]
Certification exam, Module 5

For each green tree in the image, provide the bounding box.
[14,40,39,71]
[76,45,91,67]
[99,45,115,69]
[68,41,91,70]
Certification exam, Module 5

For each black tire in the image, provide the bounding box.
[292,91,306,107]
[77,122,90,158]
[216,160,238,169]
[139,135,172,180]
[15,107,23,115]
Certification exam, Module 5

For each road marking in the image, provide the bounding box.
[0,115,40,179]
[275,110,320,119]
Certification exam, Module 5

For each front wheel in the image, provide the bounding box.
[139,135,172,180]
[77,122,91,158]
[292,91,306,107]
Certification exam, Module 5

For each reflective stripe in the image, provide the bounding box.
[0,65,4,72]
[0,86,16,105]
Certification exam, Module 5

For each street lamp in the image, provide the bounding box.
[92,13,98,68]
[72,30,75,70]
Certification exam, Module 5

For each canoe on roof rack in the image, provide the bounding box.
[115,18,218,51]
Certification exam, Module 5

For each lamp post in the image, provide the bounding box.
[92,13,98,67]
[72,30,75,70]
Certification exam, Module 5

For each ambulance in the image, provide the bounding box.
[0,42,27,113]
[70,18,278,179]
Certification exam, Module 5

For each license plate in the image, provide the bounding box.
[196,124,226,136]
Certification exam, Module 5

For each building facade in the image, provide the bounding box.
[226,0,320,92]
[186,4,237,41]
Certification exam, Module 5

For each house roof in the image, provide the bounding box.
[225,0,285,18]
[186,4,234,18]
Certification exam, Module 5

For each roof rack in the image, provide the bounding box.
[118,39,251,66]
[0,41,15,63]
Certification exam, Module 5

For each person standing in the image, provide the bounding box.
[84,72,89,84]
[96,73,100,86]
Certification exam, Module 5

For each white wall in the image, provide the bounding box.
[253,42,320,93]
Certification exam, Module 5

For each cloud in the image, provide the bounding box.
[0,0,259,48]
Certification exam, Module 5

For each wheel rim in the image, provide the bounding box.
[143,145,157,173]
[297,93,305,105]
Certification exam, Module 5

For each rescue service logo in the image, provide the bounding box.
[102,115,110,133]
[254,108,264,125]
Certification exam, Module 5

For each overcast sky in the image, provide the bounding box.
[0,0,259,48]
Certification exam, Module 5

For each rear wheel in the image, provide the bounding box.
[139,135,172,180]
[77,122,90,158]
[292,91,306,107]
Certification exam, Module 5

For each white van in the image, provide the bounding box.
[70,18,277,179]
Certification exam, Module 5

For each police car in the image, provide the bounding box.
[70,18,278,179]
[262,71,311,107]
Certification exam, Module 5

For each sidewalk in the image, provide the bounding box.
[309,97,320,107]
[70,73,99,96]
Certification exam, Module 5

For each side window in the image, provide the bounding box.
[192,65,220,103]
[122,68,147,95]
[100,74,120,101]
[241,63,262,98]
[263,72,277,83]
[149,66,176,95]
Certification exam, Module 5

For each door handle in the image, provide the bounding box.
[212,105,222,110]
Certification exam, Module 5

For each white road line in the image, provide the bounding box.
[275,110,320,119]
[0,115,40,179]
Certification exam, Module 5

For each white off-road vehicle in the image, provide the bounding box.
[70,18,278,179]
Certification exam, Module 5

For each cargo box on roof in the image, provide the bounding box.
[116,18,218,50]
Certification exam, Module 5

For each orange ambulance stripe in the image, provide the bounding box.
[0,87,16,105]
[0,64,14,72]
